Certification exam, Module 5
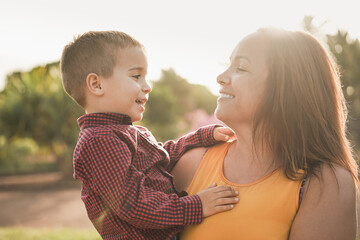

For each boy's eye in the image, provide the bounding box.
[132,75,141,80]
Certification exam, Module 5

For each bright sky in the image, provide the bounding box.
[1,0,359,94]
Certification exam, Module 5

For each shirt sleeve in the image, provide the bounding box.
[159,124,221,171]
[83,135,202,229]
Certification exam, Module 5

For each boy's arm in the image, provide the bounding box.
[158,125,220,171]
[84,135,204,229]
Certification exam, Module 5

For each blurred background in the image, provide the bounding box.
[0,0,359,239]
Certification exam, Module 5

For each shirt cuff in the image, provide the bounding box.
[199,124,223,146]
[180,194,203,225]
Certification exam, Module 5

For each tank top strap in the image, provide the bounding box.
[203,141,233,164]
[186,141,233,192]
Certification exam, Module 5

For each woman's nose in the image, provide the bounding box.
[217,71,229,85]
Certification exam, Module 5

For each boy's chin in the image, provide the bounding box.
[131,115,143,123]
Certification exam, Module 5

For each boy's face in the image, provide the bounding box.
[101,47,151,122]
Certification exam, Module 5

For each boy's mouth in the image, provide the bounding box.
[135,98,147,105]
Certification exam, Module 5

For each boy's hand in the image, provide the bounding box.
[197,183,239,218]
[213,126,235,142]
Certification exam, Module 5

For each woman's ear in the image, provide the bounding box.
[86,73,104,96]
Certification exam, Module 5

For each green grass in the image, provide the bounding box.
[0,228,101,240]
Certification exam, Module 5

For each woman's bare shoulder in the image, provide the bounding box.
[290,164,357,240]
[310,164,356,197]
[171,147,208,191]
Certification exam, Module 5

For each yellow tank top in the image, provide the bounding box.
[181,141,302,240]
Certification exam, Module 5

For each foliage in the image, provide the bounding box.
[327,31,360,147]
[0,62,83,176]
[0,63,83,146]
[153,68,217,115]
[142,68,217,141]
[141,84,179,140]
[0,136,44,174]
[0,228,101,240]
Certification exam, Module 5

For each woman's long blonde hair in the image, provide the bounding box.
[253,27,359,182]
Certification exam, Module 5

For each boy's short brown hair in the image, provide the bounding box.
[60,31,143,107]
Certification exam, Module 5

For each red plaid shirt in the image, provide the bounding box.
[74,112,218,239]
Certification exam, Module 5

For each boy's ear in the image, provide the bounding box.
[86,73,104,96]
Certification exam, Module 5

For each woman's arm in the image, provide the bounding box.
[171,147,208,191]
[289,164,357,240]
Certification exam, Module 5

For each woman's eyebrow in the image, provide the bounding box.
[232,55,251,63]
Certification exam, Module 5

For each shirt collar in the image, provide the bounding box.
[78,112,132,129]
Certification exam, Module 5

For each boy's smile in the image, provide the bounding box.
[99,47,151,122]
[135,98,148,112]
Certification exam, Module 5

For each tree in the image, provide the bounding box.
[327,31,360,147]
[142,68,217,141]
[0,62,83,177]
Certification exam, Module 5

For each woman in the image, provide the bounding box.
[171,27,358,240]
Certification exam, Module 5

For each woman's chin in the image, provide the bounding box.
[214,109,226,123]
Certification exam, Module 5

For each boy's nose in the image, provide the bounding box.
[142,81,152,93]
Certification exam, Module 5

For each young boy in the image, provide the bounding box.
[60,31,238,240]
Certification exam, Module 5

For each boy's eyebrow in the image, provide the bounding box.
[128,66,144,71]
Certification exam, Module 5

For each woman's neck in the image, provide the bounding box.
[223,125,278,184]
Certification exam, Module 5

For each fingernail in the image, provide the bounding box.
[225,136,229,140]
[235,198,239,202]
[230,205,234,208]
[235,191,239,194]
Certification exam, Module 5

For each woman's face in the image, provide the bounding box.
[215,32,269,127]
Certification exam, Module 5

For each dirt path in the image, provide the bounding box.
[0,172,93,229]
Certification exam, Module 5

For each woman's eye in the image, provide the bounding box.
[237,64,248,72]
